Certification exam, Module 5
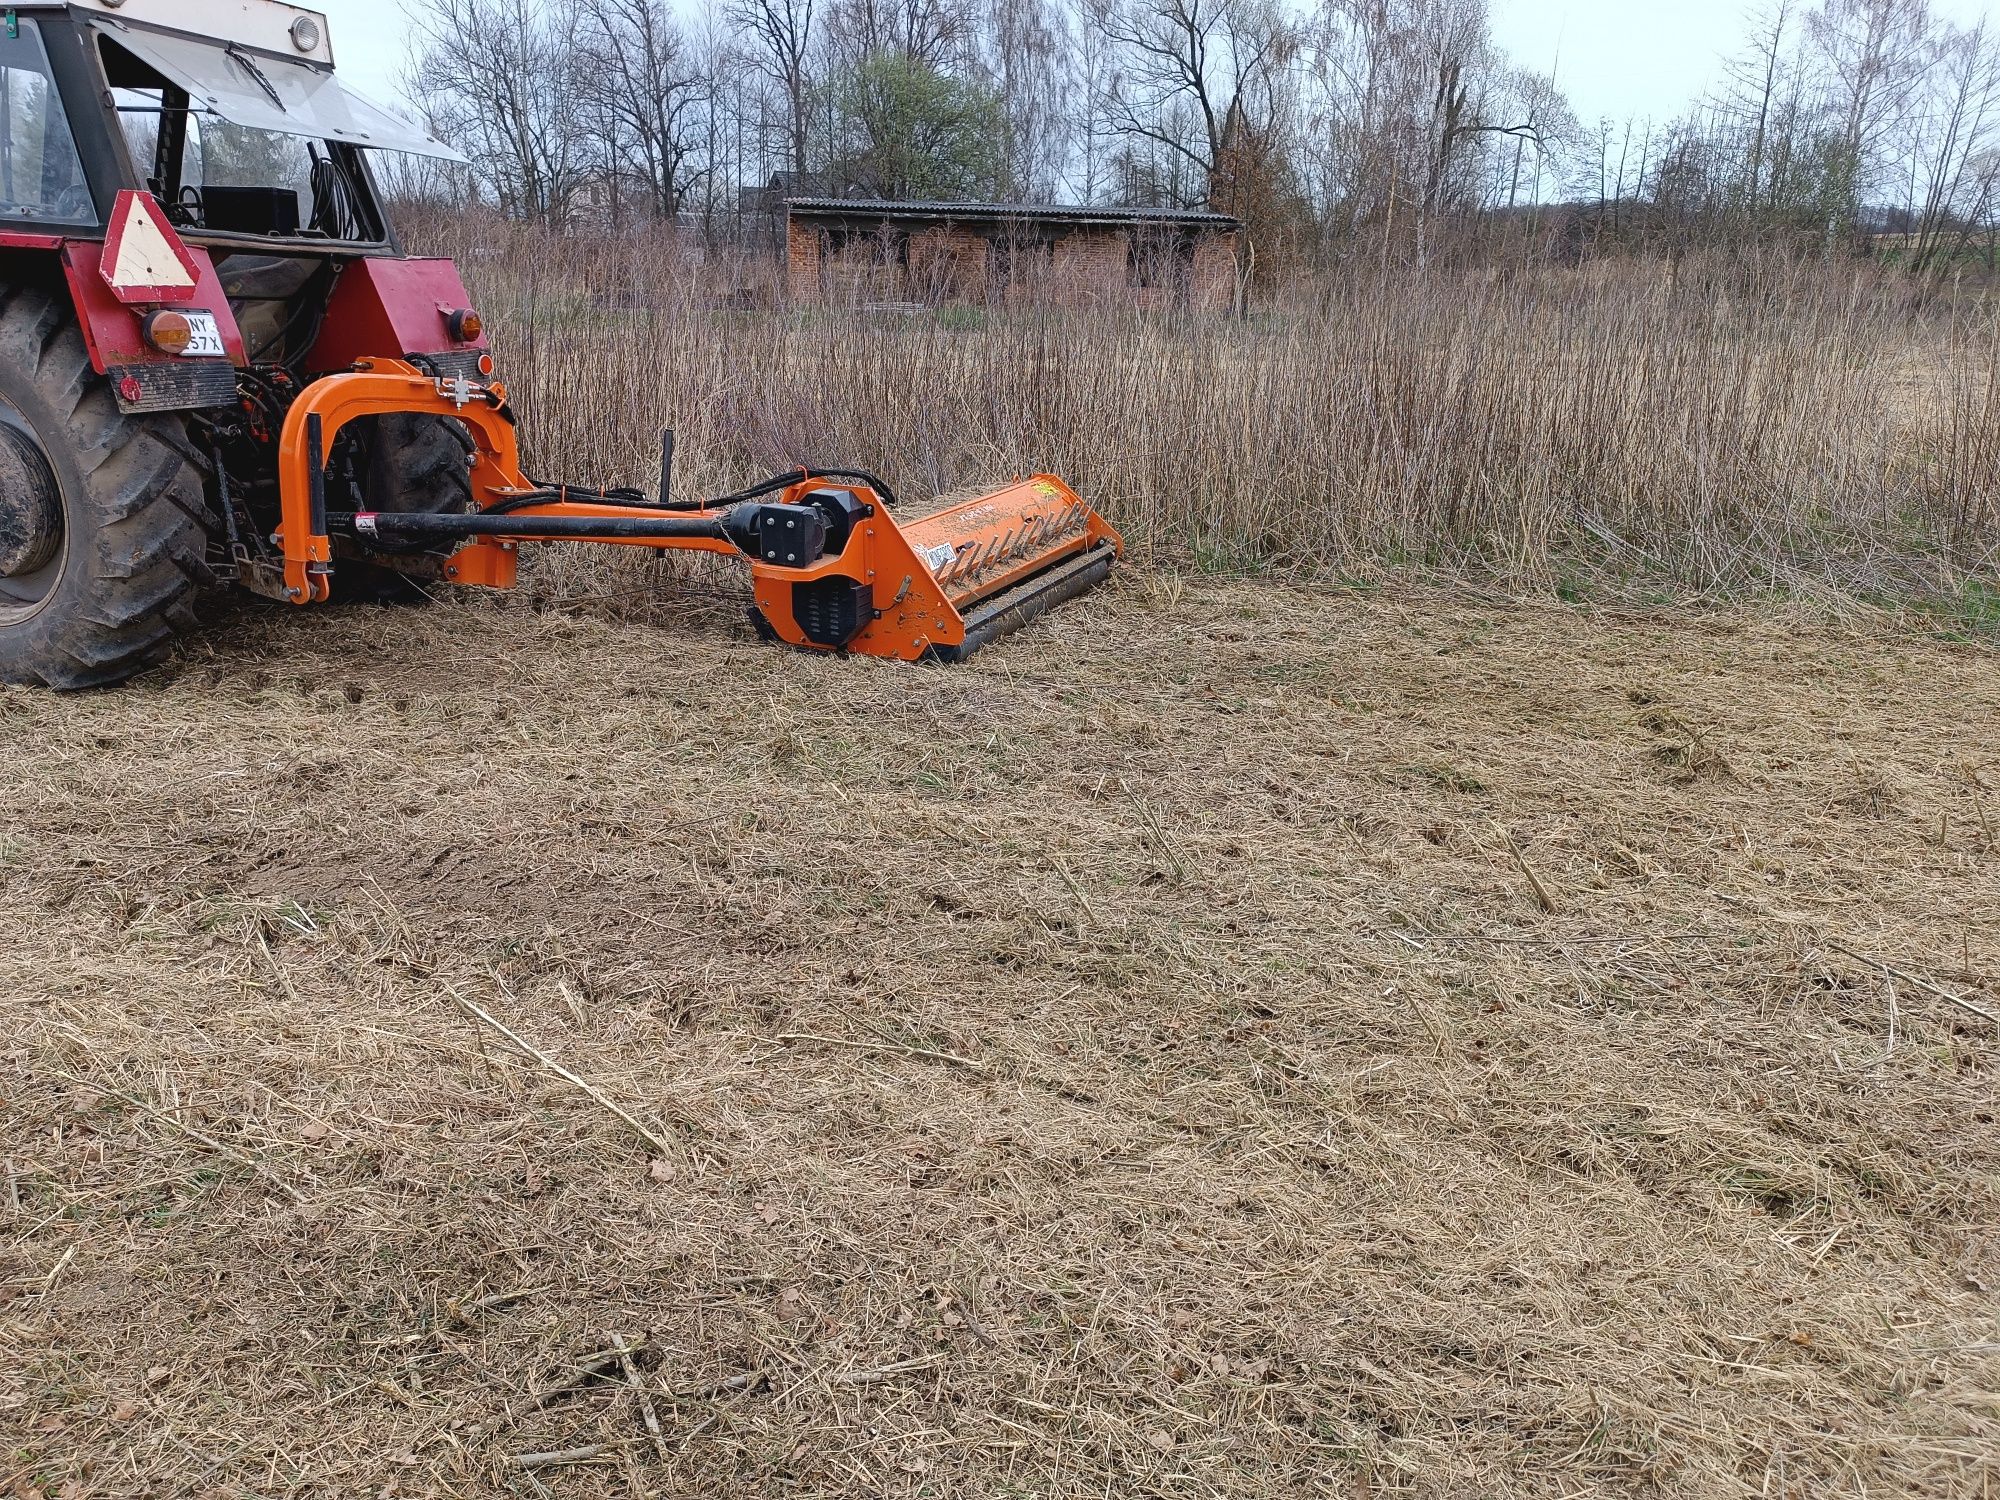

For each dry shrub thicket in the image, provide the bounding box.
[419,219,2000,600]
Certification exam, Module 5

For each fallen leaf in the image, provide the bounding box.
[648,1158,675,1182]
[755,1201,778,1225]
[110,1401,140,1423]
[1146,1429,1175,1452]
[144,1366,171,1386]
[299,1121,330,1144]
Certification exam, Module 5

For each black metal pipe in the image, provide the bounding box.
[306,414,326,538]
[333,511,730,543]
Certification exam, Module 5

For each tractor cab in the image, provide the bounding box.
[3,3,477,380]
[4,0,455,243]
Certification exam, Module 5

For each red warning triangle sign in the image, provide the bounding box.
[98,190,201,305]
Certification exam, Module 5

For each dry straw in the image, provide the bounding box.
[2,579,1994,1495]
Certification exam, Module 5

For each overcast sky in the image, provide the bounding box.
[320,0,2000,138]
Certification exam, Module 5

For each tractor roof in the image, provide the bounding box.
[64,0,335,68]
[66,1,463,160]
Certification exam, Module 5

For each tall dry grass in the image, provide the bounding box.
[419,218,2000,598]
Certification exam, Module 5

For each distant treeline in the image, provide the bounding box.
[383,0,2000,273]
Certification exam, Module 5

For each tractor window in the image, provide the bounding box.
[0,20,90,223]
[111,85,377,241]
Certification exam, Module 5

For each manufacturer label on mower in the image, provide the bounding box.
[917,541,957,574]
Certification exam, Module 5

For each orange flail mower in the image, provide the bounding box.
[282,360,1122,661]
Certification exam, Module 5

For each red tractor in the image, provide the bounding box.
[0,0,1118,687]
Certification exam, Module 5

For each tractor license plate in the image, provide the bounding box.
[180,313,225,357]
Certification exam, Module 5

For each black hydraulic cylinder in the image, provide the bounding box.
[306,414,327,537]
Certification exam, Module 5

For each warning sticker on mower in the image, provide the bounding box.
[917,542,958,574]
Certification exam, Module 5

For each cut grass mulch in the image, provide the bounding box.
[2,575,1997,1497]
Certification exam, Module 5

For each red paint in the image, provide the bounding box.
[0,230,64,250]
[97,191,202,306]
[303,258,489,373]
[60,239,249,372]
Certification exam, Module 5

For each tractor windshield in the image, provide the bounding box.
[91,21,461,244]
[111,84,381,241]
[0,19,90,224]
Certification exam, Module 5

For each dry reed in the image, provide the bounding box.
[415,218,2000,601]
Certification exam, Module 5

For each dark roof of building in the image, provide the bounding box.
[784,197,1241,230]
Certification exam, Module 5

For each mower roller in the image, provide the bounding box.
[0,0,1120,688]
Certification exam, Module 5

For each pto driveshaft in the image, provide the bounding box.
[330,500,832,566]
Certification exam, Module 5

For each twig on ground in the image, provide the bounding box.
[442,983,683,1157]
[254,927,304,1005]
[1495,826,1560,913]
[447,1285,545,1322]
[776,1032,989,1074]
[826,1355,945,1385]
[39,1242,77,1292]
[675,1369,771,1400]
[514,1444,619,1469]
[1133,794,1188,883]
[1828,942,2000,1028]
[615,1332,670,1465]
[1405,994,1448,1055]
[536,1341,646,1400]
[1051,856,1097,924]
[52,1070,306,1204]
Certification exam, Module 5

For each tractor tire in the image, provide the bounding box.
[329,413,474,604]
[0,284,212,689]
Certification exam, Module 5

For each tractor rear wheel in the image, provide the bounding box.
[329,413,475,604]
[0,285,212,689]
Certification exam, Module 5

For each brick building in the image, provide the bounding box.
[784,199,1242,312]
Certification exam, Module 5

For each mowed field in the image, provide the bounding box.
[2,573,1997,1498]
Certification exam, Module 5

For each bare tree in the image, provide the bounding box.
[1303,0,1564,261]
[1908,18,2000,270]
[823,0,973,67]
[408,0,597,227]
[1715,0,1798,220]
[975,0,1074,198]
[580,0,711,221]
[729,0,821,178]
[1808,0,1937,247]
[1101,0,1299,207]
